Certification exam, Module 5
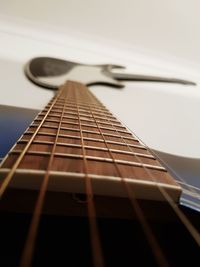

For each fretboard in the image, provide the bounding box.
[0,81,181,201]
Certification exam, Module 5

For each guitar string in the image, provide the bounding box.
[19,84,68,267]
[43,89,200,247]
[27,116,200,201]
[120,121,200,204]
[95,95,200,247]
[147,152,200,211]
[73,82,104,267]
[121,123,200,245]
[120,120,200,206]
[86,87,170,267]
[1,80,199,266]
[114,112,200,246]
[142,147,200,203]
[0,88,63,199]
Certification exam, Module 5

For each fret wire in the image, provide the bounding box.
[70,111,116,121]
[47,102,110,113]
[58,98,102,106]
[45,113,97,123]
[0,87,63,199]
[44,106,114,118]
[86,88,170,267]
[54,99,104,109]
[34,118,128,132]
[11,149,163,171]
[91,92,164,170]
[31,123,137,141]
[25,130,146,149]
[18,139,154,159]
[20,83,69,267]
[41,111,119,124]
[36,121,130,136]
[92,90,200,247]
[74,82,104,267]
[69,110,115,120]
[36,114,123,128]
[0,168,181,192]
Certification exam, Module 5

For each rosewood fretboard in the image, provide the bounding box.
[0,81,181,202]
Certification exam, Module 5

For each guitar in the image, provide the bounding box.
[0,57,199,267]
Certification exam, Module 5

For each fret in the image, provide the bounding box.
[53,99,104,109]
[0,168,180,201]
[20,134,149,155]
[31,123,137,141]
[96,120,123,128]
[40,111,119,124]
[81,125,131,136]
[3,155,168,183]
[9,149,164,172]
[44,106,114,118]
[86,88,154,190]
[34,118,129,133]
[37,115,124,128]
[46,102,110,114]
[34,120,60,128]
[90,99,152,162]
[24,130,145,150]
[17,139,154,159]
[87,88,176,186]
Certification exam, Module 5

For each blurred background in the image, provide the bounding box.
[1,0,200,65]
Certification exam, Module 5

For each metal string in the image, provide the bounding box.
[72,81,104,267]
[121,122,200,246]
[1,80,199,266]
[20,84,68,267]
[144,147,200,206]
[86,87,170,267]
[93,92,200,247]
[0,89,63,199]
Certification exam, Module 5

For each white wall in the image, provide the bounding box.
[0,1,200,159]
[1,0,200,65]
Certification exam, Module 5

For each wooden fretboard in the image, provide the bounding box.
[0,81,181,201]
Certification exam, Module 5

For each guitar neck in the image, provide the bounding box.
[0,80,181,202]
